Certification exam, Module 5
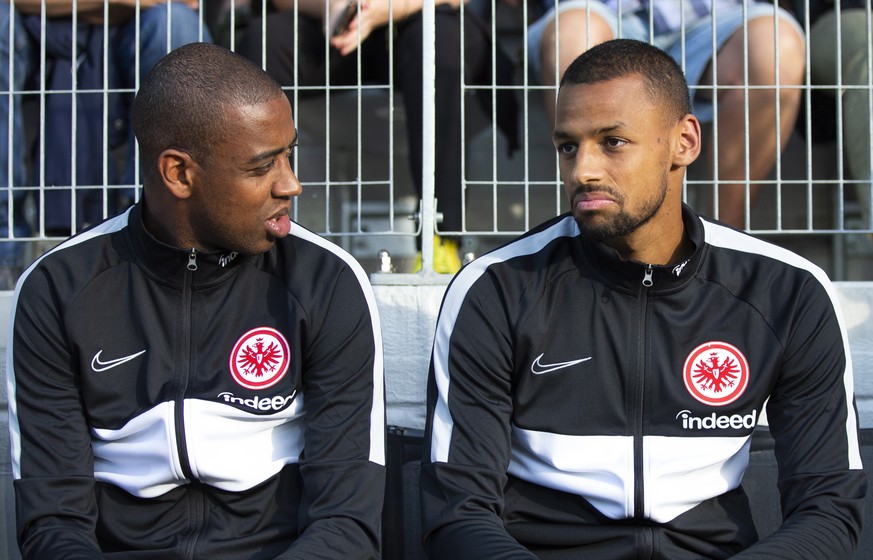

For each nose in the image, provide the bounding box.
[569,144,604,185]
[273,155,303,198]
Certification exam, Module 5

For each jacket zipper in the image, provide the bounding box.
[642,264,653,287]
[640,525,654,559]
[187,248,198,271]
[633,264,653,520]
[183,484,206,560]
[175,249,197,481]
[178,249,203,559]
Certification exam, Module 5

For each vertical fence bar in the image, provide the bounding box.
[420,0,436,273]
[4,1,14,243]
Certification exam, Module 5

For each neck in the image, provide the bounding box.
[142,197,187,250]
[607,205,690,266]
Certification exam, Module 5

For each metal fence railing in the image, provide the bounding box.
[1,0,871,285]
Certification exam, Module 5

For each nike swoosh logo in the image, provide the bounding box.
[91,349,147,373]
[530,353,591,375]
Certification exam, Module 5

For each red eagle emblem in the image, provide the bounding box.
[229,327,290,390]
[683,341,749,406]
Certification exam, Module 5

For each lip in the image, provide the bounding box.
[268,205,291,221]
[264,204,293,239]
[573,191,616,211]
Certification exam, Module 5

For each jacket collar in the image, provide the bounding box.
[127,202,253,287]
[577,204,705,293]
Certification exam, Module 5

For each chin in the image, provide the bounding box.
[225,238,275,256]
[247,242,276,255]
[575,219,632,242]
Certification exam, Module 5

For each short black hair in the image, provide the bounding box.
[560,39,692,123]
[132,42,286,181]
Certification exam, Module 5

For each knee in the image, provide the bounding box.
[775,18,805,84]
[540,10,612,83]
[747,16,805,85]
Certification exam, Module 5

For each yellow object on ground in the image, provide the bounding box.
[413,235,462,274]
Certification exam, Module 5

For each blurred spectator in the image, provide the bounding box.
[787,0,870,229]
[528,0,806,229]
[204,0,249,47]
[0,2,30,288]
[238,0,518,273]
[0,0,209,284]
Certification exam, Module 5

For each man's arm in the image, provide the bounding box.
[277,263,386,559]
[8,268,104,559]
[270,0,464,55]
[733,279,866,559]
[420,269,537,559]
[273,0,464,22]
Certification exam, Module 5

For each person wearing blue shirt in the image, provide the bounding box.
[0,0,209,288]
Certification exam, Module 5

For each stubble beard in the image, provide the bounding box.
[191,208,274,256]
[572,172,669,242]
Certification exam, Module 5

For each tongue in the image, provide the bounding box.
[266,215,292,238]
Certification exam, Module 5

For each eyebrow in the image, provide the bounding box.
[553,123,626,142]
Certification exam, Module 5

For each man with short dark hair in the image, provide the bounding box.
[526,0,806,230]
[8,42,385,559]
[420,39,865,559]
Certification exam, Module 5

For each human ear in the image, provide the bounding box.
[672,114,702,168]
[157,149,195,200]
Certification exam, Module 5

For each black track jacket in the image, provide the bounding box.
[7,203,386,559]
[421,205,866,559]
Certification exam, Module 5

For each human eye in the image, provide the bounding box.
[253,160,275,176]
[604,137,627,149]
[556,142,578,156]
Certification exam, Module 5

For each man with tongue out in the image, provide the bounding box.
[7,43,385,559]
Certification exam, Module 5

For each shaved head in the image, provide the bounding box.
[132,42,286,183]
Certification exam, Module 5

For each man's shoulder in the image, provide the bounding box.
[699,216,826,278]
[478,213,578,266]
[446,214,579,296]
[270,223,375,303]
[276,222,367,275]
[9,214,132,336]
[18,213,131,292]
[696,217,836,312]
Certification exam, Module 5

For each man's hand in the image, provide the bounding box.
[329,0,386,56]
[328,0,464,56]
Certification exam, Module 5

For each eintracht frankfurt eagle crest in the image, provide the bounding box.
[683,341,749,406]
[229,327,290,390]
